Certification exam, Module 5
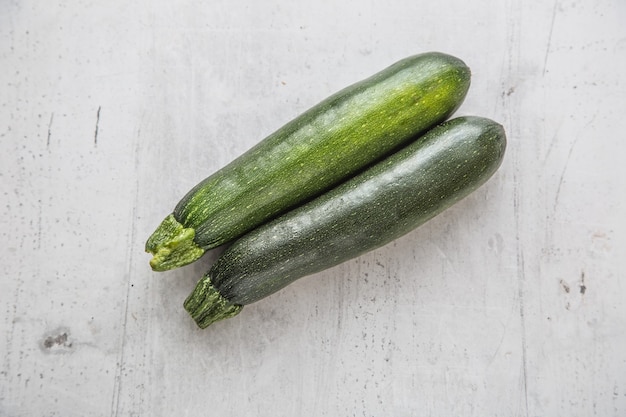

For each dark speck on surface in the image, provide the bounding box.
[41,328,73,352]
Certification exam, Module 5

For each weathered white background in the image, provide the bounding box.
[2,0,625,416]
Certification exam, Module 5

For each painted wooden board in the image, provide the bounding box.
[2,0,625,416]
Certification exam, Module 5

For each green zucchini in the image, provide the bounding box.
[146,52,471,271]
[184,116,506,328]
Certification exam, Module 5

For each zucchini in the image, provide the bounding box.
[146,52,471,271]
[184,116,506,328]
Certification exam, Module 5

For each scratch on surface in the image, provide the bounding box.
[110,126,142,417]
[501,0,529,411]
[433,243,459,276]
[487,320,508,367]
[47,112,54,148]
[37,200,42,250]
[543,0,559,75]
[541,117,563,168]
[514,168,530,417]
[552,114,596,215]
[94,106,101,146]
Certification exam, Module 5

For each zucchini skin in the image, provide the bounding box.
[146,52,471,271]
[184,116,506,328]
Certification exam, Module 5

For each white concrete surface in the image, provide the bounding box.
[2,1,625,416]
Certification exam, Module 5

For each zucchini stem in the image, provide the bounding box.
[145,214,205,271]
[183,274,243,328]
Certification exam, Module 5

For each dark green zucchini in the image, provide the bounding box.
[184,116,507,328]
[146,52,471,271]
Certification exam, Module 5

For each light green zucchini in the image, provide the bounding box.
[146,52,471,271]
